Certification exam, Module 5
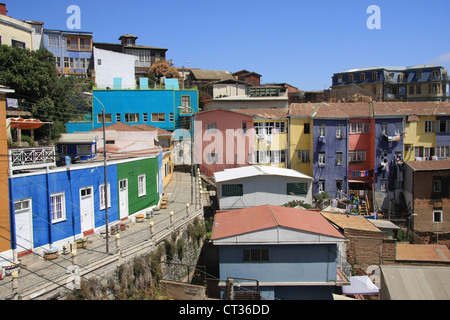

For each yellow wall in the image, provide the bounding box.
[289,117,312,176]
[254,120,288,168]
[0,93,10,253]
[404,116,436,161]
[0,15,33,49]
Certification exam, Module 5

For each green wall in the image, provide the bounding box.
[117,157,160,216]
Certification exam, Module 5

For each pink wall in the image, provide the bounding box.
[194,109,254,176]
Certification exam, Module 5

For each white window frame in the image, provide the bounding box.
[51,192,66,223]
[336,152,343,166]
[319,124,326,137]
[318,180,325,193]
[336,124,344,138]
[349,150,366,162]
[206,123,217,131]
[100,183,111,210]
[138,174,146,197]
[125,113,139,123]
[425,120,434,133]
[433,210,443,223]
[350,122,370,134]
[298,150,310,163]
[318,152,326,166]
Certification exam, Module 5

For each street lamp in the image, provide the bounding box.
[83,92,110,254]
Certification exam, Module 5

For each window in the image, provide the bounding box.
[287,183,308,195]
[350,122,370,134]
[416,85,421,94]
[433,211,443,223]
[169,113,174,122]
[55,57,61,68]
[298,150,310,163]
[304,123,310,134]
[431,70,440,79]
[436,146,450,158]
[125,113,139,122]
[360,73,366,81]
[77,145,91,156]
[116,113,121,122]
[206,123,217,131]
[349,150,366,162]
[243,249,269,262]
[270,150,286,163]
[254,122,286,135]
[381,123,388,135]
[97,113,112,123]
[51,192,66,223]
[182,96,191,111]
[318,180,326,193]
[100,184,111,210]
[64,57,69,68]
[336,152,343,166]
[337,76,343,84]
[319,124,326,137]
[433,179,441,193]
[348,74,354,82]
[336,124,344,138]
[437,120,450,133]
[395,122,403,135]
[372,72,378,81]
[48,35,60,47]
[416,71,422,80]
[336,180,343,192]
[431,84,441,93]
[222,184,243,197]
[242,122,247,133]
[97,59,102,66]
[409,86,414,95]
[151,113,165,122]
[381,179,389,192]
[143,113,148,122]
[14,199,31,212]
[138,175,146,197]
[318,152,326,166]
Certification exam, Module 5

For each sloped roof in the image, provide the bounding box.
[190,69,234,81]
[380,265,450,300]
[211,204,344,240]
[230,107,289,119]
[320,212,382,233]
[396,243,450,262]
[214,165,313,183]
[405,159,450,171]
[90,122,172,135]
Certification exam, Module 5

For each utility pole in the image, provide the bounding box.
[102,109,109,253]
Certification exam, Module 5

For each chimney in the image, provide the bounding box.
[0,3,7,16]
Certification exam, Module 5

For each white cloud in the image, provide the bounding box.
[430,52,450,65]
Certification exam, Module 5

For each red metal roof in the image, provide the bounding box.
[405,159,450,171]
[211,204,344,240]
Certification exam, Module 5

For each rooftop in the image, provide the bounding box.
[214,165,313,183]
[405,158,450,171]
[320,212,382,233]
[211,204,344,241]
[396,243,450,263]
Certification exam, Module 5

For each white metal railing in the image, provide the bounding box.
[9,147,56,169]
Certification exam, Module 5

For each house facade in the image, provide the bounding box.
[8,154,162,257]
[0,5,33,50]
[211,204,348,300]
[214,165,313,210]
[43,29,93,77]
[403,159,450,245]
[331,65,449,102]
[65,89,198,133]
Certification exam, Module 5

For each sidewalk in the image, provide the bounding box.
[0,171,203,300]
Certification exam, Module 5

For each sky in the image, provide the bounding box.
[5,0,450,91]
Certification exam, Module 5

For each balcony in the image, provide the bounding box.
[178,106,193,116]
[9,147,56,174]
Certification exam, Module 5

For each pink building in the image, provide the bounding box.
[194,109,255,177]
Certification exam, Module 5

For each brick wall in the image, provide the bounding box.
[344,228,396,270]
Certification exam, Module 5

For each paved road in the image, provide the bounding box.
[0,171,203,300]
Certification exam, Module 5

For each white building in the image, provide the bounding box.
[214,165,313,209]
[92,46,137,89]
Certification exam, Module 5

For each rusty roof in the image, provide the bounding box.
[396,243,450,262]
[405,159,450,171]
[91,122,172,135]
[211,204,344,240]
[320,212,382,233]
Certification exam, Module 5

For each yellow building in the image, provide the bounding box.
[404,115,436,161]
[0,13,33,49]
[0,86,14,261]
[288,104,316,176]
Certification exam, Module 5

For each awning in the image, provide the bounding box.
[342,276,379,295]
[7,117,48,130]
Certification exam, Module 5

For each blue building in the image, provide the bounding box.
[436,115,450,159]
[312,117,349,197]
[9,153,162,257]
[331,64,449,102]
[211,204,349,300]
[66,89,198,133]
[43,29,93,77]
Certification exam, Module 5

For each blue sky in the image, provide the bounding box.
[6,0,450,91]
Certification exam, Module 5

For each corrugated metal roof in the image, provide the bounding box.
[405,159,450,171]
[190,69,234,80]
[214,165,313,183]
[380,265,450,300]
[396,244,450,262]
[211,204,344,240]
[231,107,288,119]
